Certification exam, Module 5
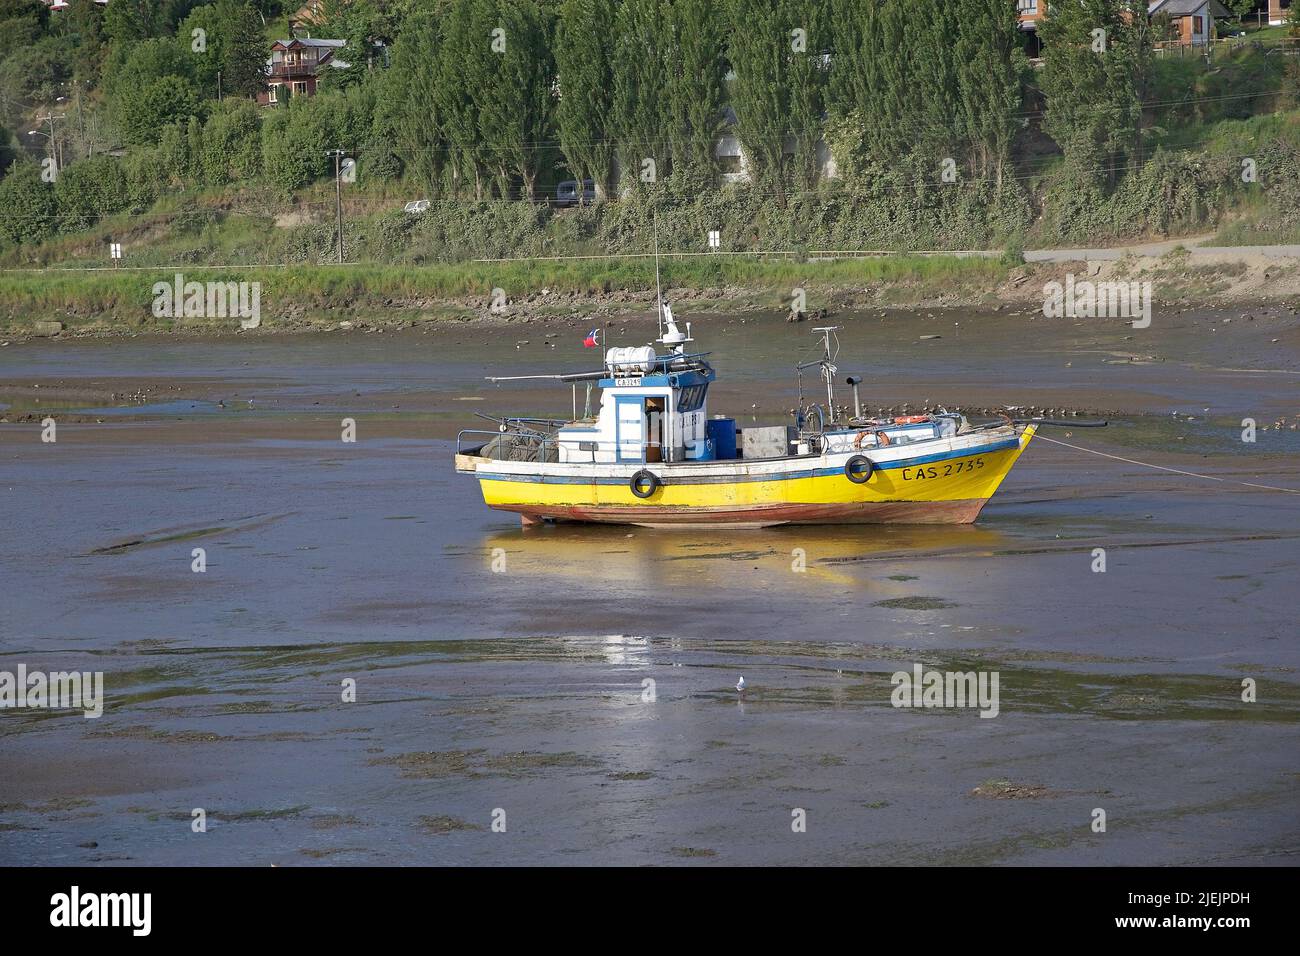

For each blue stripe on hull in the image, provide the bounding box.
[475,437,1021,485]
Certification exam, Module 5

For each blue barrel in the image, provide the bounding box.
[707,417,737,460]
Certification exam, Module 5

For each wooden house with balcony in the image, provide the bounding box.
[259,38,348,106]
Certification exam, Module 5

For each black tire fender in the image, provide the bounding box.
[630,469,660,498]
[844,455,874,484]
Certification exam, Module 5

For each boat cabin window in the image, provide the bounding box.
[676,384,708,412]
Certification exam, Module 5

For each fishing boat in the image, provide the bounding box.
[455,286,1061,528]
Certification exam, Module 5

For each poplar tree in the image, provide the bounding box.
[663,0,726,191]
[475,0,557,200]
[386,7,443,192]
[611,0,669,192]
[826,0,913,171]
[825,0,865,119]
[432,0,491,197]
[908,0,964,169]
[823,0,880,175]
[863,0,912,167]
[954,0,1026,185]
[726,0,791,196]
[555,0,616,199]
[784,0,829,191]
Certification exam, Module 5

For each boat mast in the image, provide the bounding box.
[653,215,664,340]
[653,214,690,354]
[812,326,838,419]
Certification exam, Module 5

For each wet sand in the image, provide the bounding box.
[1,308,1298,865]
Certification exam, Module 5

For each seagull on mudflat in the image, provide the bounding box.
[736,676,746,693]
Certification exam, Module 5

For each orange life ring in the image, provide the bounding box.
[893,416,930,425]
[854,430,892,448]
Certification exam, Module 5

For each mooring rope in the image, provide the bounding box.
[1032,433,1300,496]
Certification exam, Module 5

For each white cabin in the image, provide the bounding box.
[556,344,717,464]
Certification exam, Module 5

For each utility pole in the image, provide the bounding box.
[29,113,66,175]
[326,149,346,263]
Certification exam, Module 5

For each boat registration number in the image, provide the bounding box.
[614,377,643,386]
[901,457,985,481]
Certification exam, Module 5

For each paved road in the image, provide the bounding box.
[1024,235,1300,261]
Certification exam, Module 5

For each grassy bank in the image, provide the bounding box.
[0,255,1014,335]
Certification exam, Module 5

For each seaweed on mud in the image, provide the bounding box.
[700,658,1300,724]
[91,528,230,555]
[873,596,959,610]
[145,805,310,823]
[210,806,310,822]
[970,780,1060,800]
[371,749,603,779]
[370,749,482,778]
[419,815,485,835]
[311,814,363,830]
[85,724,233,743]
[0,797,93,814]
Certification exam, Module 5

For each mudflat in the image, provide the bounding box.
[1,307,1297,865]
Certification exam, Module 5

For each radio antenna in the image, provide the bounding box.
[653,214,663,339]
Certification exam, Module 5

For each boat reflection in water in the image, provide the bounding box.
[477,521,1014,595]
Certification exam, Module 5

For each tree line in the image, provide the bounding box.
[391,0,1034,201]
[0,0,1291,249]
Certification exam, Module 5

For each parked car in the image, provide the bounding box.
[554,179,596,207]
[404,199,430,215]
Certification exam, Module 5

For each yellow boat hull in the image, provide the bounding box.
[459,426,1036,528]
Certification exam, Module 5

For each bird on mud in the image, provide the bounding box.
[736,676,746,694]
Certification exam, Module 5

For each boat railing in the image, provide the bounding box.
[459,428,713,464]
[649,351,711,370]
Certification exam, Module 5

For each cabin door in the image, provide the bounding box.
[644,397,665,463]
[615,397,644,462]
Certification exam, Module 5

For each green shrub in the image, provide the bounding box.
[0,161,57,246]
[201,99,263,186]
[54,155,130,232]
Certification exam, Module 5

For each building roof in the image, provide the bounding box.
[1149,0,1232,16]
[273,38,347,49]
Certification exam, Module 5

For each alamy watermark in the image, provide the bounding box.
[0,665,103,718]
[1042,274,1151,328]
[890,663,999,718]
[50,886,150,936]
[152,273,261,326]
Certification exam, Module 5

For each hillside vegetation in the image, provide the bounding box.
[1,0,1299,331]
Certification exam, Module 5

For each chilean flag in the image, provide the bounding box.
[582,328,599,348]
